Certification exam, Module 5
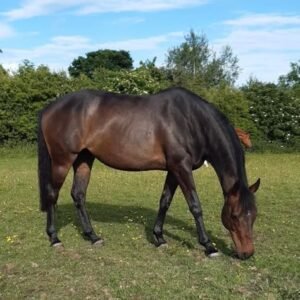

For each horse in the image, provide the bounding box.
[235,128,252,148]
[38,87,260,259]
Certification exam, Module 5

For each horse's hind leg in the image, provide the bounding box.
[71,150,102,245]
[47,159,74,246]
[153,171,178,246]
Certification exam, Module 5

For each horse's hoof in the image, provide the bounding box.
[154,241,168,248]
[153,235,167,247]
[207,252,220,258]
[92,239,104,247]
[52,242,64,250]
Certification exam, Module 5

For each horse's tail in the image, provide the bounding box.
[37,111,52,212]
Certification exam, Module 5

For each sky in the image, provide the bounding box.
[0,0,299,85]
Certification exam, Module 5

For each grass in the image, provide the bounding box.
[0,151,299,299]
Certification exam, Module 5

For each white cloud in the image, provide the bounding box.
[1,0,83,20]
[214,28,300,53]
[77,0,205,15]
[224,13,300,27]
[109,17,145,25]
[0,22,15,38]
[96,32,183,51]
[235,52,297,84]
[213,13,300,84]
[2,0,207,21]
[0,35,93,71]
[0,32,183,71]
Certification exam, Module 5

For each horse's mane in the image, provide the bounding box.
[172,88,250,199]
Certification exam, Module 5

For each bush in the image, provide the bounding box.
[242,80,300,149]
[0,61,168,145]
[0,61,73,144]
[0,59,299,152]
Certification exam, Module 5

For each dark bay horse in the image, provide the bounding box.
[38,87,260,259]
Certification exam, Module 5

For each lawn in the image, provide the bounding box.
[0,151,299,299]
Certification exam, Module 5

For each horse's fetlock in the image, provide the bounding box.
[153,225,162,236]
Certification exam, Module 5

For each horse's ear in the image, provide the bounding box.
[249,178,260,194]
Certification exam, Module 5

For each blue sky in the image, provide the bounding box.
[0,0,299,84]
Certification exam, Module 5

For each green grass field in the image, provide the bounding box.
[0,151,299,299]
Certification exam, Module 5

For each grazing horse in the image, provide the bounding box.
[38,87,260,259]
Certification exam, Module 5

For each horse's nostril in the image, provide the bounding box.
[240,253,247,260]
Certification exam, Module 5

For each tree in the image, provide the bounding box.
[166,30,240,88]
[68,49,133,78]
[278,60,300,97]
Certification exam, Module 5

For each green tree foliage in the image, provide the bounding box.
[166,30,240,88]
[68,49,133,78]
[201,85,258,136]
[92,58,169,95]
[278,60,300,97]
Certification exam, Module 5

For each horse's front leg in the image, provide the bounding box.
[171,159,219,256]
[153,171,178,246]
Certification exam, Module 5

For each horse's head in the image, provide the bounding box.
[222,179,260,259]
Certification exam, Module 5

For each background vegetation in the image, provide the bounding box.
[0,30,299,150]
[0,30,299,299]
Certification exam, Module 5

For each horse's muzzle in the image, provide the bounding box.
[235,250,254,260]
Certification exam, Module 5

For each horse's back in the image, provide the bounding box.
[40,88,241,171]
[41,90,171,170]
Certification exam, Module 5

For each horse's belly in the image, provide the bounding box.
[89,139,167,171]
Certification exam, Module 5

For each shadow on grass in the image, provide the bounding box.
[55,202,232,256]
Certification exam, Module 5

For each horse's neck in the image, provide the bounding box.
[210,158,238,194]
[208,145,247,195]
